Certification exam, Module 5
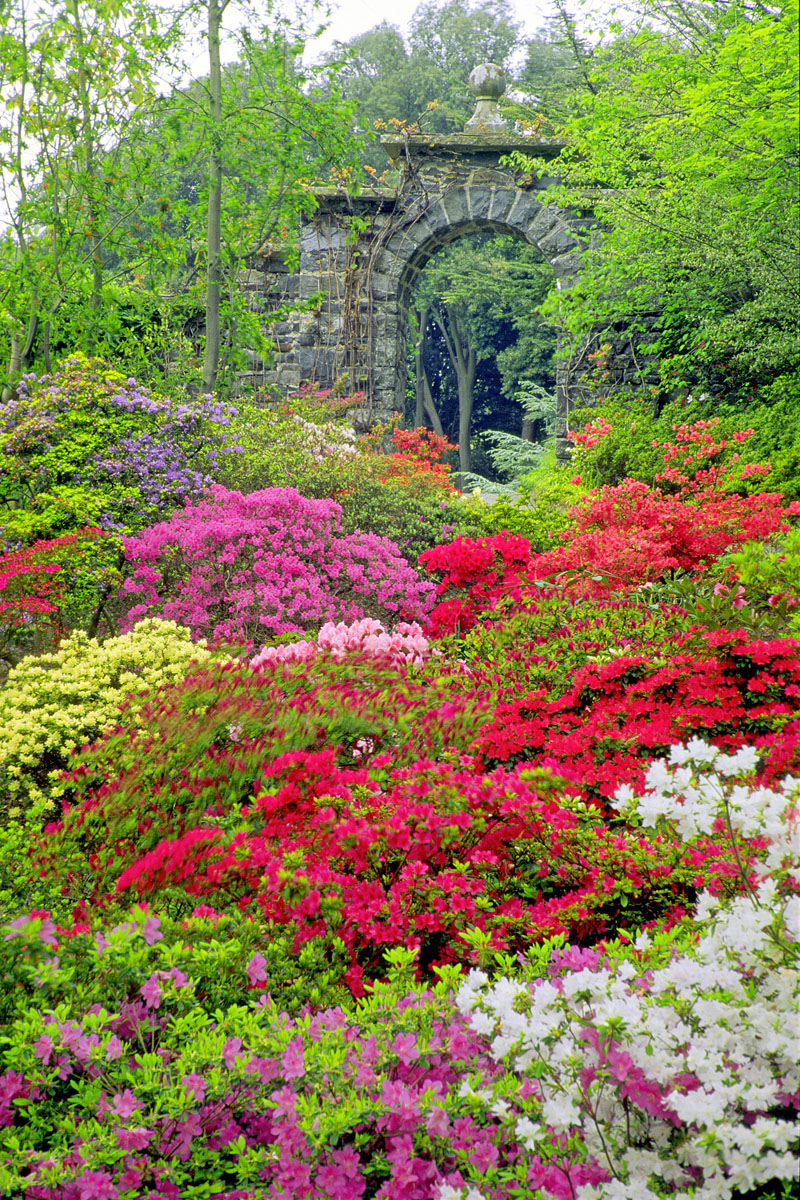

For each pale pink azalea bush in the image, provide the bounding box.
[120,486,436,643]
[251,617,437,671]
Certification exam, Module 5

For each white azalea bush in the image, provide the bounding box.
[449,742,799,1200]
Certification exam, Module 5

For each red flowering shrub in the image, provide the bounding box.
[525,478,798,595]
[419,421,800,624]
[472,628,800,798]
[107,750,752,988]
[30,618,796,987]
[0,528,118,662]
[420,533,535,634]
[381,428,458,494]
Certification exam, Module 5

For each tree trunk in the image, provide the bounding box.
[201,0,226,395]
[422,370,445,437]
[67,0,102,343]
[414,307,428,427]
[432,305,476,473]
[455,340,476,473]
[414,306,446,436]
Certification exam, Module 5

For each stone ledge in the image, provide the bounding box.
[380,133,566,164]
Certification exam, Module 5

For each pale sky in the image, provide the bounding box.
[304,0,554,60]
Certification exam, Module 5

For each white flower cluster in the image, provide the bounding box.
[612,738,799,881]
[452,742,799,1200]
[291,413,357,463]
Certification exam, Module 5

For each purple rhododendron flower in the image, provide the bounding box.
[182,1072,206,1101]
[110,1087,141,1119]
[32,1035,53,1065]
[142,916,163,945]
[141,975,162,1010]
[222,1037,243,1069]
[281,1035,305,1081]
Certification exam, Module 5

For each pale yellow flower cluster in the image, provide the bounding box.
[0,619,225,819]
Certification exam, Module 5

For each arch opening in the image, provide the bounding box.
[397,224,557,477]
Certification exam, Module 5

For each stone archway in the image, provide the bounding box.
[239,72,595,462]
[369,176,587,461]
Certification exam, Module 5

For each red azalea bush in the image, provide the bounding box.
[108,748,755,983]
[471,628,800,797]
[0,528,118,662]
[380,428,459,495]
[420,532,535,635]
[524,477,798,595]
[31,620,798,986]
[419,422,800,632]
[120,485,436,642]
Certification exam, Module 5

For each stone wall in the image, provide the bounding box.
[236,132,604,461]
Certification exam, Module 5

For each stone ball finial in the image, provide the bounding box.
[464,63,508,134]
[468,63,506,101]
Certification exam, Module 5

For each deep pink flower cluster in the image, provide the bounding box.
[121,486,436,641]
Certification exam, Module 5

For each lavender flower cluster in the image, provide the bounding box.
[1,358,242,538]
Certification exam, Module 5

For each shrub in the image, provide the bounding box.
[0,355,241,547]
[39,655,493,901]
[460,742,799,1200]
[472,626,800,799]
[524,475,798,596]
[720,524,800,638]
[0,529,120,668]
[120,485,436,643]
[251,617,437,671]
[221,397,360,496]
[32,622,796,978]
[223,401,469,560]
[569,393,800,499]
[0,744,795,1199]
[0,618,224,820]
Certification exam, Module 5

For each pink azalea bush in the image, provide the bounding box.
[251,617,437,670]
[120,486,436,642]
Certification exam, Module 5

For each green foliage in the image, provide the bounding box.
[715,526,800,640]
[459,454,583,550]
[0,801,72,921]
[569,385,800,500]
[455,589,694,700]
[333,0,523,169]
[536,0,799,382]
[0,903,351,1033]
[222,397,468,559]
[0,619,226,820]
[0,0,182,379]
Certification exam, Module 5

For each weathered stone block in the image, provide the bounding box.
[300,224,348,252]
[439,189,468,227]
[550,249,584,277]
[525,208,560,243]
[554,437,572,464]
[466,186,494,221]
[538,225,579,256]
[488,188,516,223]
